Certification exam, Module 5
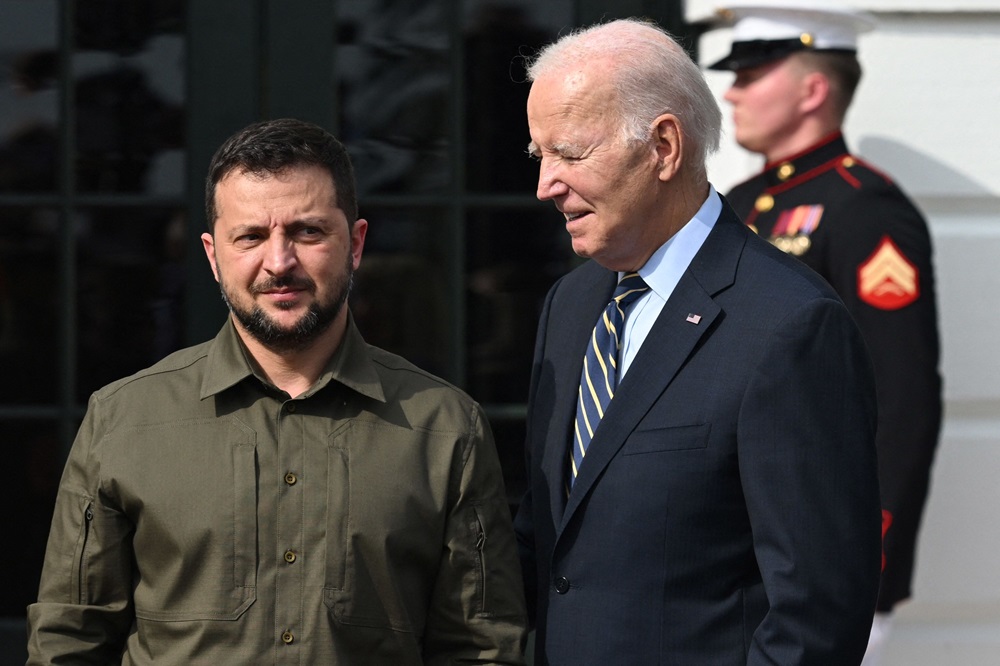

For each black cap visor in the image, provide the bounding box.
[708,39,859,71]
[707,38,809,71]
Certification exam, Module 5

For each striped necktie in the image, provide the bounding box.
[571,272,649,488]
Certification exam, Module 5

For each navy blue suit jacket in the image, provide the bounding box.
[514,200,881,665]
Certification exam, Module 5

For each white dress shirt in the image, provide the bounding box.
[619,186,722,379]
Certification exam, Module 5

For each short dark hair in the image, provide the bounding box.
[204,118,358,231]
[794,51,863,122]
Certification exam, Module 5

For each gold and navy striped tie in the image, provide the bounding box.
[570,273,649,489]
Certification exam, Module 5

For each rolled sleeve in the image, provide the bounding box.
[27,396,135,664]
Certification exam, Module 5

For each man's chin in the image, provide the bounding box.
[243,323,329,352]
[264,310,310,328]
[569,237,593,259]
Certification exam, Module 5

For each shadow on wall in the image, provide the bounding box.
[856,136,994,200]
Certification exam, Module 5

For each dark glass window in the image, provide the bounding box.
[0,207,60,404]
[352,206,455,379]
[1,1,59,194]
[0,421,62,616]
[76,206,186,399]
[0,1,187,648]
[466,207,579,404]
[464,1,572,194]
[337,1,452,195]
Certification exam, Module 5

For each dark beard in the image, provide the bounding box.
[219,263,353,353]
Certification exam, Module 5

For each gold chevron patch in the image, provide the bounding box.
[857,236,919,310]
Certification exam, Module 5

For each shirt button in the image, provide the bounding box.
[284,472,297,485]
[286,403,297,413]
[284,550,297,563]
[281,630,294,644]
[554,576,570,594]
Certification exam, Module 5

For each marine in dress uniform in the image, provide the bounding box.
[706,2,943,656]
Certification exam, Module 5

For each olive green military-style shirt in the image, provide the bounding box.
[27,315,527,664]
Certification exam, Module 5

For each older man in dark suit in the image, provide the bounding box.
[514,18,882,665]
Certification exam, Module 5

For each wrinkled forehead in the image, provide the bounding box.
[528,61,619,123]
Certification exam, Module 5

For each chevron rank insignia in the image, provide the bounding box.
[857,236,919,310]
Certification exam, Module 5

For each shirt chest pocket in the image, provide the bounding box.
[323,421,454,634]
[103,418,258,621]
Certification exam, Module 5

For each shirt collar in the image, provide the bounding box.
[319,312,387,403]
[629,185,721,299]
[200,312,386,403]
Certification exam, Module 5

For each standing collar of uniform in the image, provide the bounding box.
[199,312,386,403]
[760,131,850,187]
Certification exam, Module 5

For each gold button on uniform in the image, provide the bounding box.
[842,156,856,168]
[284,550,297,563]
[281,631,294,644]
[800,32,814,47]
[284,472,297,485]
[777,163,795,180]
[755,194,774,213]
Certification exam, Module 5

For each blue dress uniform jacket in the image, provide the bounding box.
[726,132,943,611]
[514,201,882,665]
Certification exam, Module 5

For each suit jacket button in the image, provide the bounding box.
[554,576,570,594]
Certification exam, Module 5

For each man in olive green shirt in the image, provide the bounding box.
[27,118,527,664]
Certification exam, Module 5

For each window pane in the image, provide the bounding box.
[352,207,453,379]
[76,207,186,399]
[0,0,59,193]
[487,416,528,510]
[463,1,572,193]
[72,0,186,194]
[337,0,450,195]
[466,207,579,403]
[0,208,60,404]
[0,421,63,616]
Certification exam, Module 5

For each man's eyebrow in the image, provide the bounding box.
[526,141,582,157]
[288,216,331,227]
[229,222,267,236]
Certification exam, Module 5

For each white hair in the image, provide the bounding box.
[526,18,721,175]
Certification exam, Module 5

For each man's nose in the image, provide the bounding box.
[263,236,297,274]
[536,157,568,201]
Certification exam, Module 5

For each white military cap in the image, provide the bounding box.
[706,0,876,71]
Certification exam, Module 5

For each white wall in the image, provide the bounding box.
[687,1,1000,662]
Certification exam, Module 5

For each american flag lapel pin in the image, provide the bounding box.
[686,313,702,324]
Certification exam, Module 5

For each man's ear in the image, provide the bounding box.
[349,218,368,271]
[653,114,683,182]
[800,71,831,115]
[201,232,220,282]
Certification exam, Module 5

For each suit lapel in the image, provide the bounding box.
[558,204,747,534]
